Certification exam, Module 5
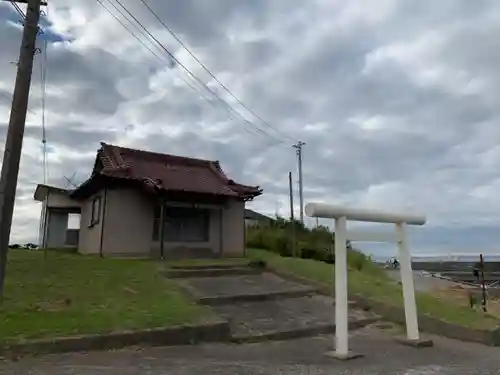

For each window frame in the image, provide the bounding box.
[89,196,101,227]
[152,205,210,242]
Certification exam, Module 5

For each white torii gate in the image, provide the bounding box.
[305,203,433,360]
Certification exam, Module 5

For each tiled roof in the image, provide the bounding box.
[244,209,272,221]
[91,142,262,199]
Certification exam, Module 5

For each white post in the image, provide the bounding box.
[334,216,349,357]
[305,203,431,353]
[396,222,420,340]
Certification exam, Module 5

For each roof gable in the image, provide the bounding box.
[74,142,262,200]
[245,209,272,221]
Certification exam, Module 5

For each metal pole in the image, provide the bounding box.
[288,171,296,257]
[159,199,165,259]
[288,172,294,222]
[293,141,305,225]
[0,0,42,300]
[480,253,487,312]
[298,144,304,224]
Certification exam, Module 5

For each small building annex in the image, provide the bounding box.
[33,142,263,259]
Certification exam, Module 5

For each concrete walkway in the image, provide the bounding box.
[174,268,377,341]
[1,326,498,374]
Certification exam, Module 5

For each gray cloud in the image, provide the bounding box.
[2,0,500,255]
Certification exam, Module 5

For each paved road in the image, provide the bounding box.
[1,325,499,374]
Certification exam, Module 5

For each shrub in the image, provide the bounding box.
[246,220,372,269]
[322,248,335,264]
[270,232,293,257]
[300,245,318,260]
[249,259,267,269]
[246,227,294,257]
[246,229,267,249]
[348,249,369,271]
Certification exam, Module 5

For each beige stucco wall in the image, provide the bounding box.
[245,218,259,227]
[78,191,104,255]
[76,187,247,258]
[46,190,81,208]
[222,199,245,256]
[101,187,155,257]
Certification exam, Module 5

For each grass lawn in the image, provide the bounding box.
[0,250,209,344]
[248,248,500,330]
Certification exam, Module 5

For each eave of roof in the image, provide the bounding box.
[70,143,263,200]
[244,209,271,221]
[34,184,71,202]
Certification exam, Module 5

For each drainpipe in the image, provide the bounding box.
[243,199,247,258]
[42,198,49,260]
[42,197,49,249]
[219,207,223,258]
[99,187,108,258]
[159,197,165,260]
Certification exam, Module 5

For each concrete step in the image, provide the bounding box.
[170,263,251,270]
[177,273,320,305]
[212,295,378,343]
[166,267,262,279]
[230,318,377,343]
[199,288,319,306]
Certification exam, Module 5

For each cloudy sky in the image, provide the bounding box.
[1,0,500,257]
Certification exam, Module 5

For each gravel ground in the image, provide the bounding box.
[1,325,499,374]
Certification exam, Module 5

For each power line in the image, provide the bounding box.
[95,0,272,142]
[0,91,36,115]
[108,0,281,142]
[95,0,166,64]
[137,0,296,143]
[9,0,25,19]
[107,0,285,144]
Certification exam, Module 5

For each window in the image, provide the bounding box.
[90,196,101,227]
[67,213,81,230]
[153,205,210,242]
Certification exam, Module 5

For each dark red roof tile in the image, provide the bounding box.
[93,143,262,199]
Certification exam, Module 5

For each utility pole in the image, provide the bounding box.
[288,171,294,222]
[479,254,487,312]
[288,171,296,257]
[292,141,305,224]
[0,0,44,300]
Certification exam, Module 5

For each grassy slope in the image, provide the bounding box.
[0,250,208,344]
[248,248,500,330]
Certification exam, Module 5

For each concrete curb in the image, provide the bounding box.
[267,267,500,346]
[170,263,251,270]
[350,295,500,346]
[165,267,262,278]
[0,320,231,358]
[230,317,378,344]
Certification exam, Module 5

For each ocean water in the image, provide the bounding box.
[371,253,500,263]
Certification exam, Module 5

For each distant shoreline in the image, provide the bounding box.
[372,255,500,263]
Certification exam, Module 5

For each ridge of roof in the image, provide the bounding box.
[100,142,221,170]
[80,142,263,200]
